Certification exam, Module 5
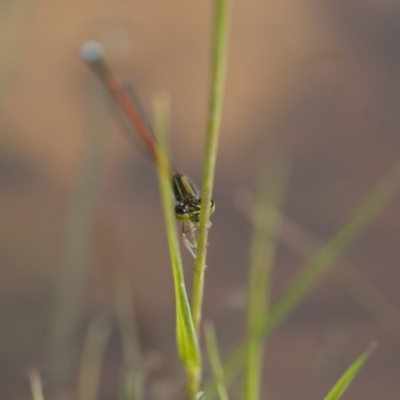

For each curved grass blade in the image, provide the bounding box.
[323,343,377,400]
[153,96,201,394]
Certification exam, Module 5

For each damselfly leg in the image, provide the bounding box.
[180,220,213,261]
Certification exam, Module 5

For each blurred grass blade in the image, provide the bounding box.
[244,162,287,400]
[270,207,400,354]
[204,323,229,400]
[92,207,144,399]
[323,343,377,400]
[113,272,144,400]
[28,369,45,400]
[47,85,108,392]
[204,158,400,399]
[236,186,400,355]
[153,95,201,393]
[192,0,231,336]
[78,316,112,400]
[268,158,400,332]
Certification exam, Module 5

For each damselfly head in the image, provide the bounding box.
[174,198,215,223]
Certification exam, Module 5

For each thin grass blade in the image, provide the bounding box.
[28,369,45,400]
[237,189,400,354]
[113,272,144,400]
[204,323,230,400]
[244,162,287,400]
[47,85,108,392]
[268,158,400,333]
[192,0,231,336]
[77,316,112,400]
[323,343,377,400]
[153,96,201,395]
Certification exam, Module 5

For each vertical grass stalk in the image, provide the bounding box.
[28,369,45,400]
[113,273,144,400]
[77,316,112,400]
[47,85,108,394]
[204,323,230,400]
[244,163,287,400]
[192,0,231,338]
[153,96,201,398]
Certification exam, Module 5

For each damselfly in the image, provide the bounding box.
[80,41,215,257]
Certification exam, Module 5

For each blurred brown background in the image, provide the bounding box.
[1,0,400,399]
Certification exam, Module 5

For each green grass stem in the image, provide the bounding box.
[153,96,201,398]
[191,0,231,337]
[113,272,144,400]
[77,316,112,400]
[204,323,230,400]
[244,163,287,400]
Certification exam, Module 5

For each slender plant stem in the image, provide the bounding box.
[77,316,112,400]
[244,163,286,400]
[205,323,230,400]
[192,0,231,337]
[153,96,202,399]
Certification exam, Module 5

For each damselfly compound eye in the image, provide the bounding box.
[175,204,190,221]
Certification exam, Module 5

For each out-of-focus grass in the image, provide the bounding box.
[77,315,112,400]
[28,369,45,400]
[113,272,144,400]
[204,323,229,400]
[237,188,400,353]
[46,85,109,395]
[269,159,400,333]
[243,161,287,400]
[204,158,400,399]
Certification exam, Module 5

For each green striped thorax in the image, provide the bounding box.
[172,172,215,223]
